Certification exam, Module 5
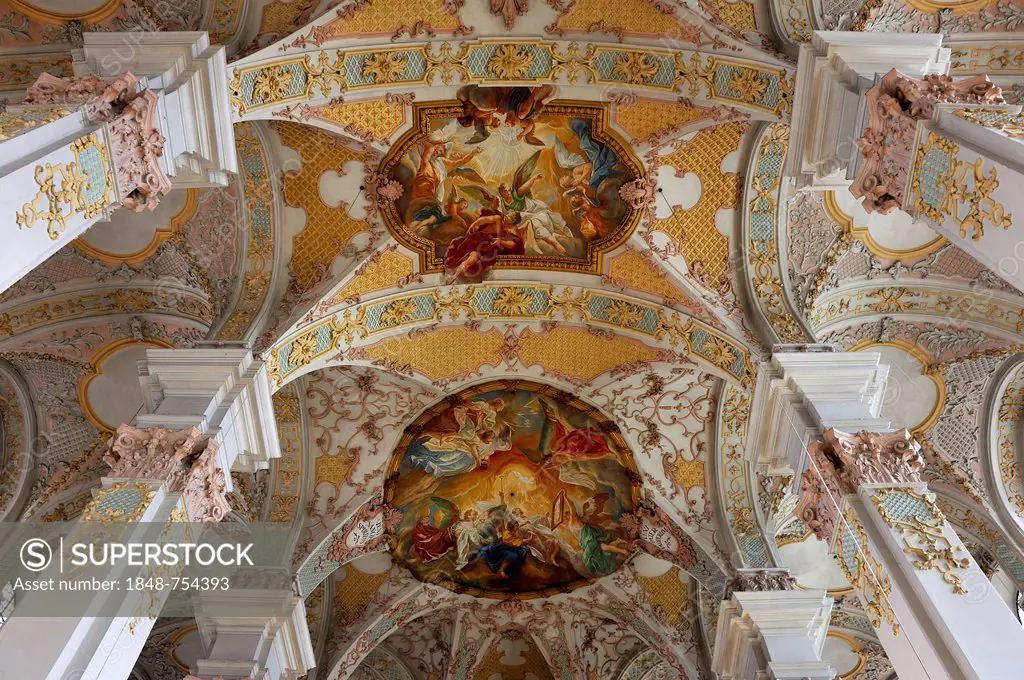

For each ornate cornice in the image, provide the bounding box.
[724,569,798,598]
[852,69,1004,215]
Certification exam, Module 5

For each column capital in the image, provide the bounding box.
[101,424,231,522]
[796,428,924,542]
[725,568,798,598]
[22,72,139,123]
[852,68,1004,214]
[108,89,173,212]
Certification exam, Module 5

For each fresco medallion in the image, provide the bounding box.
[385,380,641,598]
[380,86,644,280]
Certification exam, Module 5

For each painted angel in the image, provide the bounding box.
[456,84,557,146]
[406,401,512,476]
[461,150,576,257]
[554,121,624,239]
[407,119,483,230]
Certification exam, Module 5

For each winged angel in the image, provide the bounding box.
[458,150,576,259]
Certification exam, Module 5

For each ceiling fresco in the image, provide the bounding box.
[382,87,643,280]
[386,380,640,597]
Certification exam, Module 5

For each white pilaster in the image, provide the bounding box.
[788,31,949,190]
[194,594,316,680]
[799,429,1024,680]
[76,32,237,187]
[747,350,890,472]
[0,483,185,680]
[902,107,1024,293]
[713,589,836,680]
[137,348,281,475]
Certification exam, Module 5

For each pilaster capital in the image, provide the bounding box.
[108,89,172,212]
[852,68,1004,214]
[101,424,230,522]
[796,428,924,542]
[22,72,139,123]
[725,569,798,598]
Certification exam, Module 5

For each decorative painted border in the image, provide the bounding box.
[82,482,156,523]
[266,284,754,387]
[0,55,73,91]
[267,383,304,523]
[809,282,1024,338]
[717,384,771,567]
[770,0,814,44]
[909,129,1012,242]
[991,359,1024,521]
[16,131,115,241]
[0,286,215,338]
[744,122,810,344]
[835,510,900,637]
[217,122,278,341]
[230,39,794,119]
[0,106,71,142]
[869,487,972,595]
[950,43,1024,76]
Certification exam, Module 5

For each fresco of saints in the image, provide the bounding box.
[407,400,512,477]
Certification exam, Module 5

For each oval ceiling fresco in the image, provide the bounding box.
[385,380,641,598]
[381,85,644,281]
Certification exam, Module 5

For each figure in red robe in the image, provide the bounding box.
[410,518,455,562]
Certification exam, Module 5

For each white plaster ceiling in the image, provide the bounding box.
[84,343,149,431]
[832,189,941,254]
[79,189,188,257]
[821,633,863,678]
[777,532,851,593]
[870,344,940,433]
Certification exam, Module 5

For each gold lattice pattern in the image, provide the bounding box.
[359,327,506,381]
[333,566,388,626]
[314,98,407,142]
[474,635,554,680]
[315,452,355,491]
[329,250,415,305]
[608,250,694,305]
[356,325,663,383]
[272,121,369,292]
[614,98,710,144]
[654,122,746,281]
[319,0,463,38]
[636,567,689,627]
[258,0,310,34]
[674,457,706,490]
[517,327,662,381]
[709,0,757,31]
[551,0,699,36]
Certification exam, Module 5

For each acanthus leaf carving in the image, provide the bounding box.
[724,569,798,598]
[796,428,925,542]
[23,72,139,123]
[101,424,230,523]
[108,89,172,212]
